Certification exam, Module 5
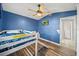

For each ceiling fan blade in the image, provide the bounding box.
[43,12,50,15]
[33,14,37,16]
[28,9,37,12]
[33,13,43,17]
[39,4,51,13]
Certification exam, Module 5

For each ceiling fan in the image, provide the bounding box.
[28,4,50,17]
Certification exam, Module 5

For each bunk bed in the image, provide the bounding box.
[0,30,38,56]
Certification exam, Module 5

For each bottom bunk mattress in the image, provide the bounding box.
[0,30,36,56]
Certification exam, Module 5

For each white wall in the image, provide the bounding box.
[77,4,79,56]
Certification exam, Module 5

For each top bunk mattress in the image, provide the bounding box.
[0,30,34,37]
[0,30,36,43]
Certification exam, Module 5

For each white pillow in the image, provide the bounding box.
[23,30,33,34]
[6,30,20,33]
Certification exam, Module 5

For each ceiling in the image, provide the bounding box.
[2,3,76,20]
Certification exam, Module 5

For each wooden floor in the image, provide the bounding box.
[8,39,76,56]
[8,43,35,56]
[38,40,76,56]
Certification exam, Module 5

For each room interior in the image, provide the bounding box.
[0,3,77,56]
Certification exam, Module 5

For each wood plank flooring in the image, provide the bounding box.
[38,39,76,56]
[8,43,35,56]
[8,39,76,56]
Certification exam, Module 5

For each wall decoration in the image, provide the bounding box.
[42,20,49,26]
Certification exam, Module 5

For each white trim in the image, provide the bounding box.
[77,4,79,56]
[38,41,49,48]
[39,37,60,46]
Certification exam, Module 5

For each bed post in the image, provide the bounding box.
[35,32,39,56]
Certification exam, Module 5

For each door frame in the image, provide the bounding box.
[60,16,77,50]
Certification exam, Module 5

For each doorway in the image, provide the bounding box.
[60,16,76,51]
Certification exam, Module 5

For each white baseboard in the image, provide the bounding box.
[39,37,60,46]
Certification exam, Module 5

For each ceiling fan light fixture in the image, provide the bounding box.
[29,4,50,17]
[36,12,42,17]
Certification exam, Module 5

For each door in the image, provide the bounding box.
[60,16,76,51]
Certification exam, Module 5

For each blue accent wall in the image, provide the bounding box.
[38,10,77,43]
[0,4,1,18]
[0,4,2,30]
[1,7,77,44]
[2,11,38,31]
